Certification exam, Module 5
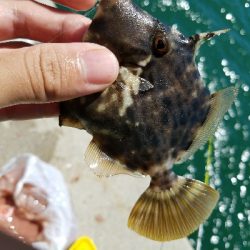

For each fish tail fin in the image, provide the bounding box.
[128,176,219,241]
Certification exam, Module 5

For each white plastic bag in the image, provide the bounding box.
[0,154,77,250]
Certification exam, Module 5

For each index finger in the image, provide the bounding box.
[53,0,96,10]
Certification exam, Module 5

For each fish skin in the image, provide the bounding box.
[59,0,236,241]
[61,0,210,175]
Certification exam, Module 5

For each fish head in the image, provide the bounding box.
[84,0,157,68]
[85,0,228,89]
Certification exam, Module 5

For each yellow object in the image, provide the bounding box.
[69,236,97,250]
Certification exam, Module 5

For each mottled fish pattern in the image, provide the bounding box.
[60,0,237,242]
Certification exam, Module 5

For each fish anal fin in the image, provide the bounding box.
[85,140,142,178]
[176,86,238,164]
[128,177,219,241]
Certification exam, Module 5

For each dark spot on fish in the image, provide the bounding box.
[172,150,178,159]
[186,55,194,64]
[148,130,160,147]
[181,134,193,150]
[191,98,200,110]
[175,66,183,78]
[179,110,187,125]
[191,113,199,125]
[206,32,215,39]
[162,97,172,108]
[126,107,135,121]
[191,70,200,81]
[133,131,144,149]
[186,108,192,118]
[154,154,163,163]
[191,34,200,44]
[170,135,178,147]
[161,112,169,124]
[176,94,183,109]
[141,164,150,171]
[172,112,179,129]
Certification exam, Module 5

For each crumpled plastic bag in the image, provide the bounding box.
[0,154,77,250]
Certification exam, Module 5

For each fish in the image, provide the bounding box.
[59,0,238,242]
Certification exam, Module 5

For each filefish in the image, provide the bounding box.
[59,0,237,242]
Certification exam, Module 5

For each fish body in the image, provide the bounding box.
[60,0,237,242]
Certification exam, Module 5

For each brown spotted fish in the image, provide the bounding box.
[59,0,237,242]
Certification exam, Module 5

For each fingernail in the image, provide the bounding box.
[80,49,119,85]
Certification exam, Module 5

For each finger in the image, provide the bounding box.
[0,104,59,122]
[53,0,96,10]
[0,43,119,108]
[0,1,91,42]
[0,231,36,250]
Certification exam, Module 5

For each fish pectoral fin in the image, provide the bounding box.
[118,66,154,95]
[85,140,142,178]
[128,176,219,241]
[59,101,85,129]
[176,86,238,164]
[139,77,154,92]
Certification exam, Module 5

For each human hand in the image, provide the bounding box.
[0,196,42,244]
[0,165,45,244]
[0,0,119,121]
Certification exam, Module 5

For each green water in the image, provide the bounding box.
[59,1,250,249]
[132,1,249,249]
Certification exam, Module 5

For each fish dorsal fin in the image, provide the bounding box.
[85,140,142,177]
[176,86,238,164]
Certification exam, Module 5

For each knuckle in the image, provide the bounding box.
[37,45,63,101]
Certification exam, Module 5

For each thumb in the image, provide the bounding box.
[0,43,119,108]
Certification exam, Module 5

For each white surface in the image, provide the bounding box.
[0,119,193,250]
[1,154,76,250]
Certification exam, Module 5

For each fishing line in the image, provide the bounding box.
[196,137,214,250]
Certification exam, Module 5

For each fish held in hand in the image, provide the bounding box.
[59,0,237,242]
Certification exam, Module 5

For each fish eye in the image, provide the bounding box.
[153,34,170,57]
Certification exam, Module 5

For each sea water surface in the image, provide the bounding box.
[59,1,250,249]
[132,1,249,249]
